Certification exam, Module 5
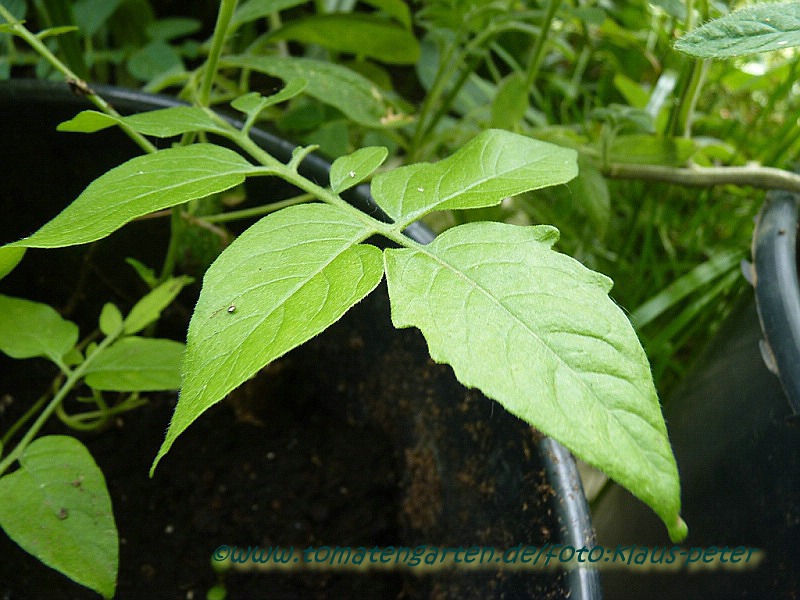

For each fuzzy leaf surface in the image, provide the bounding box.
[6,144,260,248]
[370,130,578,226]
[84,337,184,391]
[0,295,78,363]
[675,2,800,57]
[0,436,117,598]
[383,221,685,541]
[152,203,383,472]
[330,146,388,193]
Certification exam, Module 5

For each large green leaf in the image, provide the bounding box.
[84,337,184,391]
[5,144,261,249]
[0,436,117,599]
[222,55,407,128]
[370,130,578,227]
[675,2,800,58]
[151,203,384,473]
[267,14,420,64]
[0,295,78,364]
[383,222,686,542]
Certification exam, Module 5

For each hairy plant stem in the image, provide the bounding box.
[198,0,238,107]
[0,3,155,154]
[0,330,120,476]
[156,0,238,284]
[524,0,562,92]
[605,162,800,193]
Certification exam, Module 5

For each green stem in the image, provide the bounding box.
[200,193,314,223]
[604,162,800,193]
[0,330,120,476]
[524,0,561,91]
[158,205,184,282]
[0,3,155,155]
[0,391,50,448]
[198,0,238,107]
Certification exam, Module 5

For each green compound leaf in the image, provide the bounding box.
[330,146,389,194]
[152,203,384,473]
[0,436,117,599]
[371,130,578,227]
[384,222,686,542]
[57,106,228,137]
[675,2,800,58]
[267,14,421,65]
[222,55,408,128]
[5,145,261,249]
[84,337,184,391]
[0,295,79,364]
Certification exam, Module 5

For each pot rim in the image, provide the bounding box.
[753,189,800,415]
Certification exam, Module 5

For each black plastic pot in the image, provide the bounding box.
[592,191,800,598]
[0,80,600,599]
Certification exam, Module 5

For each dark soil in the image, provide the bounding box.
[0,285,566,600]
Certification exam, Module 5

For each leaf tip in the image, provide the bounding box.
[668,515,689,543]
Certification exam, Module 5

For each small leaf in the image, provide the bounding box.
[6,144,261,249]
[152,203,384,473]
[0,295,78,363]
[383,221,684,541]
[0,436,117,599]
[491,72,529,129]
[125,258,158,288]
[230,0,308,29]
[145,17,201,42]
[0,246,25,280]
[330,146,388,193]
[223,55,407,128]
[371,130,578,227]
[127,39,183,82]
[268,14,421,64]
[675,2,800,58]
[58,106,228,137]
[361,0,412,28]
[98,303,123,337]
[73,0,125,38]
[36,25,79,39]
[84,337,184,391]
[230,79,308,118]
[123,275,194,335]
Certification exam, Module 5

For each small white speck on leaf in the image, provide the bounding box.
[417,187,424,192]
[227,305,236,313]
[349,170,356,178]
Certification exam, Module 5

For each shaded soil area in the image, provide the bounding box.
[0,284,567,600]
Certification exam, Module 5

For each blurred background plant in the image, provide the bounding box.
[3,0,798,398]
